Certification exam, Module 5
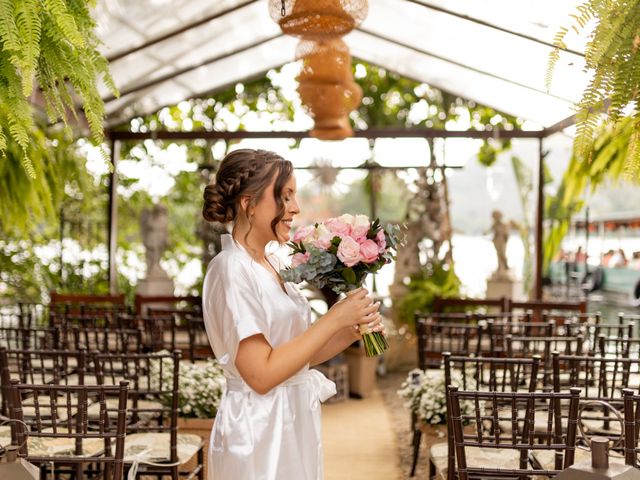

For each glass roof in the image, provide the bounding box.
[96,0,589,128]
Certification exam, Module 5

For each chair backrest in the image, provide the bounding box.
[432,296,508,314]
[444,354,542,394]
[8,379,128,480]
[185,313,214,361]
[140,313,180,353]
[554,354,638,444]
[507,299,587,321]
[584,323,635,352]
[134,294,201,316]
[49,293,128,327]
[92,351,180,463]
[0,348,88,416]
[596,335,640,358]
[443,354,541,480]
[485,320,555,356]
[69,325,143,353]
[0,325,60,350]
[416,317,485,369]
[623,388,640,466]
[448,386,581,479]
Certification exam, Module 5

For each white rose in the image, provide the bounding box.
[316,223,332,239]
[353,214,370,230]
[338,213,355,226]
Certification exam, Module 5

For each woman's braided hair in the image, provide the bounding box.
[203,149,292,229]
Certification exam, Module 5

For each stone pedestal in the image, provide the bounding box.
[137,265,174,294]
[486,271,523,301]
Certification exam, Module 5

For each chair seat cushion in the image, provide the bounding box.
[123,432,203,465]
[531,446,624,470]
[86,397,162,422]
[429,441,448,480]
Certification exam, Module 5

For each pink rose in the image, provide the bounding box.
[291,252,310,267]
[337,236,361,267]
[351,226,369,244]
[324,217,351,237]
[293,225,315,243]
[375,229,386,253]
[360,239,380,263]
[313,237,332,250]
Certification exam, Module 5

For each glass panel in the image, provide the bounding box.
[419,0,589,54]
[347,30,574,126]
[362,0,587,104]
[106,36,298,125]
[95,0,246,55]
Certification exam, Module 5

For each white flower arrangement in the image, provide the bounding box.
[150,352,226,419]
[397,368,476,425]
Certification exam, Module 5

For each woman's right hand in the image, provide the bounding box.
[326,287,380,331]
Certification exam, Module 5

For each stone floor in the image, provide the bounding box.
[322,387,402,480]
[377,368,430,479]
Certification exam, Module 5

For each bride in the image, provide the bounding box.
[201,148,385,479]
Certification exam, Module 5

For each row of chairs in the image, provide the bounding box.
[409,306,640,478]
[0,349,204,480]
[0,312,212,360]
[413,352,640,479]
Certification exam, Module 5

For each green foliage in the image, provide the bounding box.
[544,118,639,271]
[0,128,109,301]
[0,125,88,233]
[397,262,461,329]
[547,0,640,178]
[0,0,117,175]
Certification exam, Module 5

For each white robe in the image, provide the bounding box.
[202,234,336,480]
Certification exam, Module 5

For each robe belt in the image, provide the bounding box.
[225,369,336,409]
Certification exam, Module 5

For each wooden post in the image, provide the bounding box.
[107,139,120,295]
[534,138,544,300]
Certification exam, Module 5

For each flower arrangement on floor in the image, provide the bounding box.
[397,368,476,425]
[280,214,402,357]
[151,353,226,419]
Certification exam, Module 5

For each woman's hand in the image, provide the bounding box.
[356,310,386,336]
[326,287,380,331]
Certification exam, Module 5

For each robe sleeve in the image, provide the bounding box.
[219,258,271,353]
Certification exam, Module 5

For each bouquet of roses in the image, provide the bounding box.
[280,214,401,356]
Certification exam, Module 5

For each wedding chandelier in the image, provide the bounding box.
[269,0,368,39]
[296,39,362,139]
[270,0,368,140]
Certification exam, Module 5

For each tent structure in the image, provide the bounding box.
[96,0,587,128]
[94,0,589,297]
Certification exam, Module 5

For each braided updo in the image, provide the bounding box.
[203,149,293,231]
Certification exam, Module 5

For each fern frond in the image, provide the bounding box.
[42,0,84,47]
[13,0,42,96]
[0,0,20,51]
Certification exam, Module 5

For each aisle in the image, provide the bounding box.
[322,388,401,480]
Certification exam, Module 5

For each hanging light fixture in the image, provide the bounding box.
[296,38,362,140]
[270,1,368,140]
[269,0,368,39]
[297,39,352,84]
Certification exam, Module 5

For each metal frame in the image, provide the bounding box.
[96,1,579,299]
[105,127,552,299]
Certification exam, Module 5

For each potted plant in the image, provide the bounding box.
[397,368,475,448]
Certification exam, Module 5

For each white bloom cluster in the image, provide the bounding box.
[397,368,476,425]
[150,352,226,419]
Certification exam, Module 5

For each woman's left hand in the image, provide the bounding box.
[352,312,386,338]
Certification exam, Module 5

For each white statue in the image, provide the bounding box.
[140,204,169,277]
[487,210,518,280]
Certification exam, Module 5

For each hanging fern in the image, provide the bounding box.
[0,122,88,234]
[547,1,640,177]
[0,0,117,176]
